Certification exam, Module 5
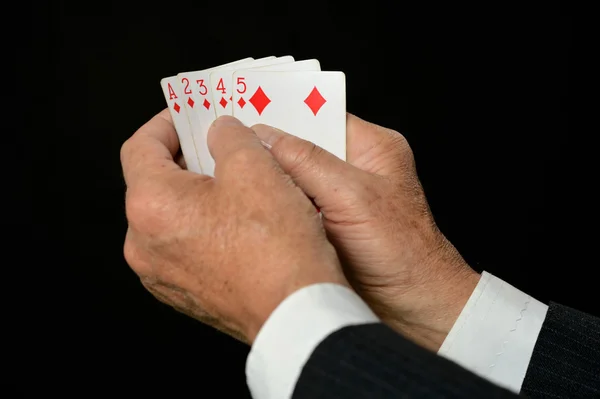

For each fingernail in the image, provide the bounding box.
[253,124,287,145]
[213,115,243,127]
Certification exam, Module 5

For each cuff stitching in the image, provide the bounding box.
[487,296,531,373]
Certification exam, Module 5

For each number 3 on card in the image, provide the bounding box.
[196,79,208,95]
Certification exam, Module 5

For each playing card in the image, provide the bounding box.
[183,58,319,176]
[160,76,202,173]
[251,59,320,72]
[177,57,262,175]
[232,71,346,160]
[210,56,295,118]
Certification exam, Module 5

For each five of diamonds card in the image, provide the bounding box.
[160,55,346,176]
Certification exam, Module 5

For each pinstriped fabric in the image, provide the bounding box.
[521,303,600,398]
[293,323,517,398]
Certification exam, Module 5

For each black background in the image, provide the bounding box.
[10,2,581,396]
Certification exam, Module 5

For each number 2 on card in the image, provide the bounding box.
[182,78,192,94]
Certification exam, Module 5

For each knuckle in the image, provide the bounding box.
[120,138,134,164]
[125,185,177,234]
[383,129,416,169]
[123,235,154,278]
[123,238,139,270]
[231,146,257,163]
[357,116,411,153]
[223,147,261,171]
[386,128,410,151]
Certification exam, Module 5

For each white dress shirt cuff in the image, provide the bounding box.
[438,271,548,393]
[246,283,379,399]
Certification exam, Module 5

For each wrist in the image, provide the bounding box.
[386,263,480,351]
[243,263,350,344]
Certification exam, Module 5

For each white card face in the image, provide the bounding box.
[177,57,259,175]
[232,71,346,160]
[210,56,295,118]
[160,76,202,173]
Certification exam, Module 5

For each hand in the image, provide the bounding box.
[253,115,480,351]
[120,110,347,343]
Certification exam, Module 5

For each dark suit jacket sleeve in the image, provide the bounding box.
[293,322,518,398]
[520,302,600,398]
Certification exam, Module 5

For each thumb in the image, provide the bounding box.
[252,124,365,209]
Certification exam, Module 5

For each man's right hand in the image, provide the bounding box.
[253,115,481,351]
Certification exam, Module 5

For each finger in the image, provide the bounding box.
[207,116,284,180]
[252,124,364,205]
[346,113,412,176]
[121,108,183,187]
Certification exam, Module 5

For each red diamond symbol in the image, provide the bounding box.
[304,86,326,116]
[219,97,228,108]
[230,96,232,101]
[203,99,211,110]
[249,86,271,115]
[237,97,246,109]
[187,97,195,108]
[173,103,181,113]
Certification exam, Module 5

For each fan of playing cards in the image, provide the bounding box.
[161,55,346,177]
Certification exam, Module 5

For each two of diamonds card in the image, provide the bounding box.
[160,55,346,176]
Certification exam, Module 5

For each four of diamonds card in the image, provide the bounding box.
[160,55,346,176]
